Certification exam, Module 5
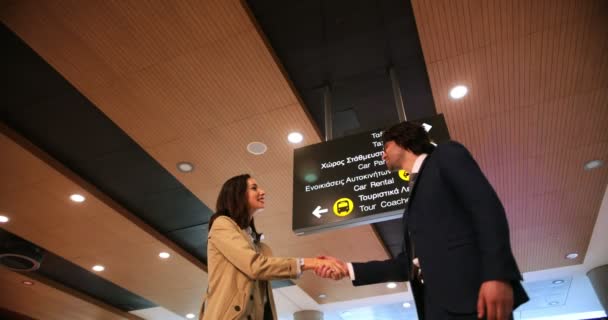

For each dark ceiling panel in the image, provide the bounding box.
[76,147,182,196]
[373,216,405,258]
[396,64,438,120]
[39,255,156,312]
[331,69,398,130]
[247,0,437,138]
[3,93,134,162]
[324,1,387,80]
[0,308,37,320]
[166,225,208,260]
[0,24,212,264]
[135,188,212,233]
[0,228,156,312]
[247,0,439,257]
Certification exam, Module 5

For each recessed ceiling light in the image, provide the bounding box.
[552,279,565,285]
[0,215,9,223]
[159,252,170,259]
[450,85,468,99]
[22,280,34,286]
[318,294,327,299]
[247,142,268,155]
[177,162,194,173]
[186,314,195,319]
[403,302,411,308]
[549,301,560,306]
[386,282,397,289]
[565,253,579,260]
[287,132,304,144]
[584,160,604,171]
[92,265,105,272]
[341,311,352,317]
[70,194,85,203]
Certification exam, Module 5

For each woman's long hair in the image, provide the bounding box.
[208,174,261,242]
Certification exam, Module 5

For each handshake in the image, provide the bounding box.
[303,256,349,280]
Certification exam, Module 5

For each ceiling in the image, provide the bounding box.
[1,0,607,319]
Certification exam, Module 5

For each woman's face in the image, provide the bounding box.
[246,178,265,214]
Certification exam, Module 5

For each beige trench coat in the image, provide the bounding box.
[200,216,298,320]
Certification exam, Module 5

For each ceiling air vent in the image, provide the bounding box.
[0,240,45,272]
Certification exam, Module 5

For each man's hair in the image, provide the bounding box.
[382,121,435,155]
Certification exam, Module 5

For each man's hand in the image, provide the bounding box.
[313,256,348,280]
[477,280,514,320]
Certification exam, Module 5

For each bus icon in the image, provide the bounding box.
[337,200,350,213]
[333,197,354,217]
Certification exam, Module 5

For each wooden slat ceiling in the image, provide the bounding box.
[2,0,607,318]
[0,0,401,316]
[411,0,608,271]
[0,126,208,317]
[0,268,140,320]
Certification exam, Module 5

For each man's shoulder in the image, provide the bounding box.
[435,140,465,150]
[433,140,468,157]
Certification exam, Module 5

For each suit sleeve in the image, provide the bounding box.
[208,217,299,280]
[437,142,522,282]
[351,251,409,286]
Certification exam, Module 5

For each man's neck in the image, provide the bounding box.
[411,154,428,173]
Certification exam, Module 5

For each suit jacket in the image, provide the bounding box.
[202,216,299,320]
[351,141,529,314]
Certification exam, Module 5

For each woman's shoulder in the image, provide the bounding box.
[210,215,239,230]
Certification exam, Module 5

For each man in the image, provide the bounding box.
[316,121,528,320]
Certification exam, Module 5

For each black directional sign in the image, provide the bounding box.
[292,114,451,235]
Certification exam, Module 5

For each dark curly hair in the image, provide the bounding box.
[382,121,435,155]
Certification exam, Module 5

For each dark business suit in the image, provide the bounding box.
[351,141,528,319]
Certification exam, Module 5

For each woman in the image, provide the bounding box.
[201,174,345,320]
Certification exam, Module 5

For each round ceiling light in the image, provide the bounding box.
[450,85,468,99]
[552,279,565,285]
[22,280,34,286]
[403,302,411,308]
[386,282,397,289]
[549,301,560,306]
[287,132,304,144]
[159,252,171,259]
[186,314,195,319]
[92,265,105,272]
[565,253,579,260]
[70,194,85,203]
[177,162,194,173]
[318,294,327,299]
[247,142,268,155]
[584,160,604,171]
[0,215,9,223]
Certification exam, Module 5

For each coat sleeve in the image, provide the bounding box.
[351,251,409,286]
[208,216,299,280]
[437,142,522,282]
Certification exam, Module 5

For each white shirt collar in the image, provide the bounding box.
[412,154,428,173]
